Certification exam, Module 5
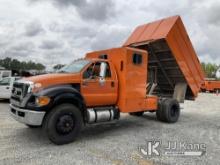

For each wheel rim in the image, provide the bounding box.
[170,105,178,117]
[56,114,75,135]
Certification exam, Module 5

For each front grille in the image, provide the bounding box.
[11,108,16,114]
[10,108,25,117]
[11,82,30,102]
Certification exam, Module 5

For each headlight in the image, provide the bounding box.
[28,82,42,93]
[36,96,50,106]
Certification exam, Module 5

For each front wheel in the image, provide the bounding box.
[43,104,83,145]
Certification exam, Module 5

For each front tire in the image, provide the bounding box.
[44,104,83,145]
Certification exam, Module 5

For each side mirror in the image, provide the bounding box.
[99,62,107,86]
[99,62,107,78]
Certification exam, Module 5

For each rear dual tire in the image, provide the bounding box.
[156,98,180,123]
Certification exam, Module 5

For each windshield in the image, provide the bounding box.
[58,59,90,73]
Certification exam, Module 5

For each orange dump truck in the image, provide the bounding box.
[9,16,204,144]
[201,79,220,92]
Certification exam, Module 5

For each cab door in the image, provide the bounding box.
[0,77,12,99]
[81,61,118,106]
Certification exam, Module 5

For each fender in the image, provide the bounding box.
[35,84,87,115]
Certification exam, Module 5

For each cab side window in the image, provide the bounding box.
[93,62,101,77]
[105,63,111,78]
[83,63,94,79]
[83,62,111,79]
[133,53,142,65]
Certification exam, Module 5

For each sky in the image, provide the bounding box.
[0,0,219,69]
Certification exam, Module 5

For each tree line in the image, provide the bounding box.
[0,57,45,71]
[0,57,219,79]
[201,62,220,79]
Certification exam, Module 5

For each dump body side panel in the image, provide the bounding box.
[123,16,178,45]
[123,15,205,99]
[166,18,204,96]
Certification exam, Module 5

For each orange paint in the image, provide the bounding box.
[23,15,203,113]
[86,47,158,112]
[123,15,205,99]
[201,80,220,92]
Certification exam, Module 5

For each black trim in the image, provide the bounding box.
[22,84,86,114]
[133,53,142,64]
[99,54,108,59]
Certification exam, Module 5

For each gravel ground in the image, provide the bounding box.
[0,93,219,165]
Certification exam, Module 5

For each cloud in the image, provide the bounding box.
[90,24,130,50]
[28,0,116,21]
[135,0,220,64]
[205,4,220,26]
[51,0,86,7]
[76,0,115,21]
[1,0,220,69]
[25,20,45,37]
[3,42,36,58]
[39,40,63,50]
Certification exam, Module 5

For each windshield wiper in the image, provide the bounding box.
[57,70,68,73]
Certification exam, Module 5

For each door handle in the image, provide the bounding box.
[111,81,115,87]
[6,87,9,89]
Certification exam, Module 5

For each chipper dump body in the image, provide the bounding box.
[123,15,205,100]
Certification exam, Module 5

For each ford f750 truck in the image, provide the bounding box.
[9,16,204,144]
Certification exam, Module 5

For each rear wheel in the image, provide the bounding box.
[156,98,180,123]
[43,104,83,145]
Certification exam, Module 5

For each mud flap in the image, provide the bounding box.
[173,83,187,103]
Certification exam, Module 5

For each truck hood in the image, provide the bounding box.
[24,73,81,89]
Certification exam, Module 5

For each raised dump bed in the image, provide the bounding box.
[123,15,204,100]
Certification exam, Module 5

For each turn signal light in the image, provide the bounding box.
[36,96,50,106]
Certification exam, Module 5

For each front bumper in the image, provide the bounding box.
[10,104,46,126]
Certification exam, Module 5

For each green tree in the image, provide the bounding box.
[201,62,219,78]
[0,58,45,71]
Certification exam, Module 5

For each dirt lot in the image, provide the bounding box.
[0,93,219,165]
